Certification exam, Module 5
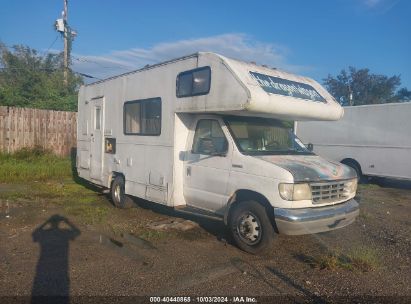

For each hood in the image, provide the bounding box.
[256,155,356,182]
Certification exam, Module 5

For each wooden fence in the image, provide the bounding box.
[0,106,77,156]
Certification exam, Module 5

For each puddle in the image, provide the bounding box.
[0,200,40,220]
[98,234,153,264]
[148,218,199,231]
[120,233,157,250]
[0,200,11,218]
[0,184,28,193]
[0,200,18,219]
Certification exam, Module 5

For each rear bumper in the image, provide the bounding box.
[274,199,359,235]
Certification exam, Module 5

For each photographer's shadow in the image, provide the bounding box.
[31,215,80,303]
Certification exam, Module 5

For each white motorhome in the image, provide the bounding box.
[297,103,411,181]
[76,52,359,253]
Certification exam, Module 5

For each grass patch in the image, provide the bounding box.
[0,179,100,203]
[34,180,95,200]
[0,189,32,201]
[0,174,113,225]
[64,203,110,225]
[347,247,380,272]
[138,229,170,241]
[0,147,72,183]
[44,180,113,225]
[299,246,379,272]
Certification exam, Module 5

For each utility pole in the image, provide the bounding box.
[348,84,353,106]
[63,0,68,86]
[55,0,77,87]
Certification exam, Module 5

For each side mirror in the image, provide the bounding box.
[307,143,314,152]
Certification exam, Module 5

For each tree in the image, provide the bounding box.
[0,42,83,111]
[395,87,411,101]
[323,67,407,106]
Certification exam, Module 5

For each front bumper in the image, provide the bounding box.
[274,199,359,235]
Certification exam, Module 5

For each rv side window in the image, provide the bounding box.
[95,107,101,130]
[123,97,161,135]
[192,119,228,155]
[177,66,211,98]
[82,120,88,135]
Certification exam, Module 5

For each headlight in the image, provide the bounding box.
[279,183,312,201]
[345,178,358,194]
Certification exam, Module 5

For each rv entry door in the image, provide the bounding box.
[89,97,104,180]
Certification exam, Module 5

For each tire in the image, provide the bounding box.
[228,200,275,254]
[111,176,134,209]
[343,161,364,183]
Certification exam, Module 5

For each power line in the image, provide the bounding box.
[46,35,60,54]
[1,43,60,56]
[73,71,101,79]
[72,57,129,69]
[0,66,101,79]
[2,44,135,80]
[2,44,135,71]
[0,67,56,71]
[71,56,134,71]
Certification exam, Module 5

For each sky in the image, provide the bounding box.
[0,0,410,88]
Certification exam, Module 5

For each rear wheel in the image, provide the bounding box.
[111,176,134,208]
[229,200,275,254]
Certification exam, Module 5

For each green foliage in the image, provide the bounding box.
[64,203,110,225]
[138,229,169,241]
[396,87,411,101]
[0,42,83,111]
[301,246,379,272]
[0,146,72,182]
[11,145,52,160]
[0,177,112,225]
[323,66,409,106]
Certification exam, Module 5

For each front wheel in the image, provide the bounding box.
[111,176,134,208]
[228,200,275,254]
[342,160,365,183]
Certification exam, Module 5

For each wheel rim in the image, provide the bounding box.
[114,184,121,203]
[237,211,262,245]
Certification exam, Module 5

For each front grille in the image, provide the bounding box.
[310,181,349,204]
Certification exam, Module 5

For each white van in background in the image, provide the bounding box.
[297,102,411,181]
[76,52,359,253]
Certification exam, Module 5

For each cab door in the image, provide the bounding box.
[183,117,232,213]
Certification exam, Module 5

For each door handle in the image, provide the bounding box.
[186,166,191,176]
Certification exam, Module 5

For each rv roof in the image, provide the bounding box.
[81,52,343,121]
[83,52,291,87]
[84,53,200,86]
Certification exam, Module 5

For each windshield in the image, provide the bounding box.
[224,116,313,155]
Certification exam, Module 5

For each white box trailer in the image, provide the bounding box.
[77,52,359,253]
[296,103,411,181]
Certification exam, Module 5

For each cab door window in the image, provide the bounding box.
[192,119,228,155]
